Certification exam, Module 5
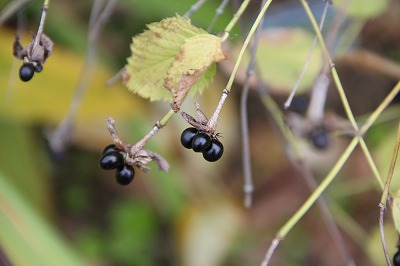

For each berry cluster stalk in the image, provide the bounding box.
[207,0,273,137]
[32,0,50,54]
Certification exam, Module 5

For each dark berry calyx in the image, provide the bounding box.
[192,132,212,152]
[19,63,35,82]
[181,127,198,149]
[99,151,124,170]
[115,164,135,185]
[202,138,224,162]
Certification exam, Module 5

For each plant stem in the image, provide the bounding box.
[207,0,231,32]
[48,0,117,152]
[284,0,330,109]
[379,121,400,266]
[32,0,50,54]
[225,0,273,93]
[184,0,208,18]
[221,0,251,42]
[260,80,400,264]
[208,0,273,132]
[261,137,359,266]
[301,0,389,191]
[240,0,267,208]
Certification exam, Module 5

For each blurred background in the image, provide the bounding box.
[0,0,400,265]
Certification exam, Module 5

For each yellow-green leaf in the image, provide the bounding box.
[165,33,226,110]
[124,15,225,102]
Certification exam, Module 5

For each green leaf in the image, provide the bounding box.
[124,15,225,103]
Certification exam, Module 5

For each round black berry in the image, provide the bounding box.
[192,132,212,152]
[310,128,330,150]
[34,64,43,73]
[394,250,400,266]
[181,127,198,149]
[291,95,308,114]
[102,144,118,155]
[115,164,135,185]
[99,151,124,170]
[202,138,224,162]
[19,63,35,82]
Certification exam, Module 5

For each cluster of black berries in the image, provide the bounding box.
[99,144,135,185]
[19,63,43,82]
[180,127,224,162]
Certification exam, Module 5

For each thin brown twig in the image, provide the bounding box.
[47,0,117,152]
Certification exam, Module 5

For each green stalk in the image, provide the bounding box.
[278,137,359,236]
[221,0,251,42]
[159,109,175,127]
[224,0,273,93]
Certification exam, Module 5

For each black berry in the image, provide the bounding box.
[99,151,124,170]
[181,127,198,149]
[291,95,308,114]
[19,63,35,82]
[394,250,400,266]
[202,138,224,162]
[310,128,330,150]
[192,132,211,152]
[102,144,118,155]
[34,64,43,73]
[115,164,135,185]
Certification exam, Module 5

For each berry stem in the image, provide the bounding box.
[107,109,176,156]
[208,0,273,132]
[206,89,229,131]
[131,109,175,153]
[32,0,50,57]
[221,0,251,42]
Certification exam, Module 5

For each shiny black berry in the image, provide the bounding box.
[192,132,211,152]
[115,164,135,185]
[99,151,124,170]
[19,63,35,82]
[394,250,400,266]
[202,138,224,162]
[181,127,198,149]
[34,64,43,73]
[310,128,330,150]
[102,144,118,155]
